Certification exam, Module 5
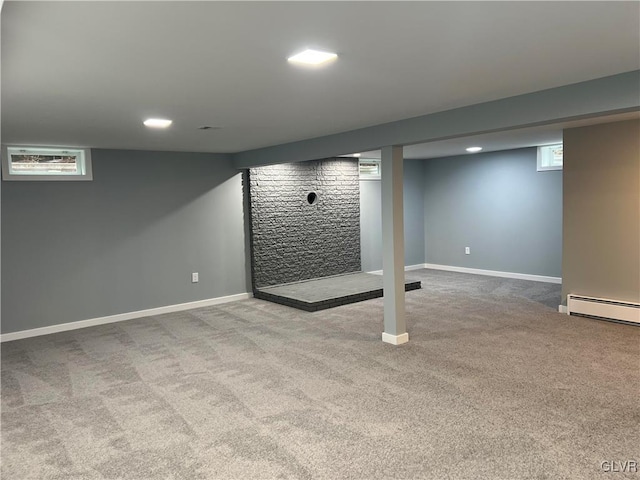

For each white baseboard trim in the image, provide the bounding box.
[425,263,562,284]
[558,305,568,314]
[405,264,426,272]
[382,332,409,345]
[0,292,252,343]
[367,264,427,275]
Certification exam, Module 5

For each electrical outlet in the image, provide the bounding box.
[191,272,199,283]
[465,247,470,255]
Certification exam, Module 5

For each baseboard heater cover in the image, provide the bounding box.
[567,294,640,324]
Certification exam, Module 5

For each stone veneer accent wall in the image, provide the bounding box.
[249,158,361,288]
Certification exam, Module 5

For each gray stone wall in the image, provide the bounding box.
[249,158,361,288]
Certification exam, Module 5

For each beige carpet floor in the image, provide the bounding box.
[2,269,638,479]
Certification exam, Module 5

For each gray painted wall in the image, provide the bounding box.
[404,160,426,267]
[359,179,382,272]
[1,149,247,334]
[423,148,562,277]
[249,159,361,288]
[359,159,425,271]
[562,120,640,304]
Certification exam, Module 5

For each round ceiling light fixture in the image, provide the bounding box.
[466,146,483,153]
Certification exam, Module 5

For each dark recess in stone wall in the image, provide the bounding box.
[249,158,361,289]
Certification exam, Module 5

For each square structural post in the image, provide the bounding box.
[381,145,408,345]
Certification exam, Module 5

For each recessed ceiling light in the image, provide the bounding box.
[352,153,361,157]
[287,49,338,65]
[466,146,482,153]
[144,118,172,128]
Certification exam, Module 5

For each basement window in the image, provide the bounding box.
[2,146,92,181]
[359,159,381,179]
[537,144,563,171]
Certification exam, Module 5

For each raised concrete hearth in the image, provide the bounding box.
[254,272,421,312]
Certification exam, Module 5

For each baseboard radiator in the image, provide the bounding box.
[567,294,640,324]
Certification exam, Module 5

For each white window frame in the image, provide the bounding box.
[358,158,381,180]
[2,145,93,181]
[537,143,563,172]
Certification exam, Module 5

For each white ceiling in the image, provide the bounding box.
[2,1,639,155]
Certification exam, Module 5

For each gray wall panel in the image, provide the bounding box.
[360,180,382,272]
[403,160,426,267]
[562,120,640,303]
[423,148,562,277]
[1,149,247,334]
[359,159,425,271]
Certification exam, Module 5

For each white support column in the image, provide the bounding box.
[381,145,408,345]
